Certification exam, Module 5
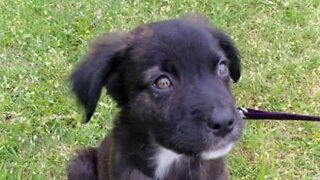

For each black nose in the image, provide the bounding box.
[207,111,234,137]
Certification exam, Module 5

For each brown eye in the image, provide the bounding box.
[217,61,229,78]
[154,76,172,90]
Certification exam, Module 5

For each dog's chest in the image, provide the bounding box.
[154,147,182,179]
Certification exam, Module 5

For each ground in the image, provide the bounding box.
[0,0,319,179]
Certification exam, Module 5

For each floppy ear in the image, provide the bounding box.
[71,32,131,122]
[212,29,241,83]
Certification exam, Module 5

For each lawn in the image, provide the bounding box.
[0,0,319,179]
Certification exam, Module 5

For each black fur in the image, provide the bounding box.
[67,148,97,180]
[68,15,243,180]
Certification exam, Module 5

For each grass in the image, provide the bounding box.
[0,0,319,179]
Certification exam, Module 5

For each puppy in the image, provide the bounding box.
[67,15,243,180]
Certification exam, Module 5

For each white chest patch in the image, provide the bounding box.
[154,147,182,179]
[200,143,234,160]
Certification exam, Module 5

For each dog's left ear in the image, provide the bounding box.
[181,15,241,82]
[211,29,241,83]
[71,32,131,122]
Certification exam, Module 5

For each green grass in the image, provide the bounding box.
[1,0,319,179]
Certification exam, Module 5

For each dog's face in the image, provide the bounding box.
[72,16,243,160]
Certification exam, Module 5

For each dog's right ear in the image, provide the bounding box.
[71,32,131,123]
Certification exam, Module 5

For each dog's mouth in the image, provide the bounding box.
[156,135,238,160]
[199,143,234,160]
[154,113,243,160]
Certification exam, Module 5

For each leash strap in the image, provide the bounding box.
[238,108,320,122]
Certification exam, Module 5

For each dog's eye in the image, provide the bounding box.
[217,61,229,78]
[153,76,172,90]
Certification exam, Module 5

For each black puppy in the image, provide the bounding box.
[68,15,243,180]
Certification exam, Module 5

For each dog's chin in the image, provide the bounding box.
[200,143,234,160]
[161,141,235,160]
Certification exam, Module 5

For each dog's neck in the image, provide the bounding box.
[153,147,182,179]
[111,122,228,180]
[152,146,227,180]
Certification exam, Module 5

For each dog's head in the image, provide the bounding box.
[72,15,243,160]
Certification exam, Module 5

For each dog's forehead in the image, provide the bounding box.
[151,20,219,53]
[131,19,225,70]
